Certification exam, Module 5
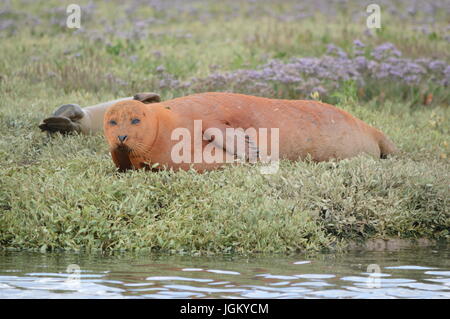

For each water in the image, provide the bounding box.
[0,248,449,299]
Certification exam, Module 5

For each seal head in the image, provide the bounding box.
[104,100,158,171]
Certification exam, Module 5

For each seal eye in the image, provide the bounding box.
[109,120,117,126]
[131,118,140,125]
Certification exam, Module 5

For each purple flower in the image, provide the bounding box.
[157,41,448,99]
[372,43,402,60]
[326,44,347,58]
[353,39,365,48]
[428,60,447,72]
[155,65,165,73]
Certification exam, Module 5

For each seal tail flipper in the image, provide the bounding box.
[52,103,84,120]
[133,92,161,104]
[39,116,82,134]
[39,104,84,134]
[374,129,398,159]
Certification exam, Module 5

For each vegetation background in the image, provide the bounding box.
[0,0,448,254]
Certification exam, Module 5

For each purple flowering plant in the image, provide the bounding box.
[151,41,449,106]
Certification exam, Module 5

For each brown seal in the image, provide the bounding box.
[39,93,161,135]
[104,92,398,172]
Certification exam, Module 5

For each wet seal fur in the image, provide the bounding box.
[104,92,398,172]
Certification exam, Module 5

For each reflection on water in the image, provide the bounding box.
[0,247,449,298]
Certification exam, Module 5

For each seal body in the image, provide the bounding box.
[39,93,161,135]
[104,92,397,172]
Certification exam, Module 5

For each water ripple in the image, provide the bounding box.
[0,250,448,299]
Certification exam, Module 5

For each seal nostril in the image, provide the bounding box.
[118,135,128,142]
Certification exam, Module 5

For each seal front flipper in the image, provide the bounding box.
[202,121,259,162]
[39,104,84,134]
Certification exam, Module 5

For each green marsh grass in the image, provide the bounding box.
[0,0,448,254]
